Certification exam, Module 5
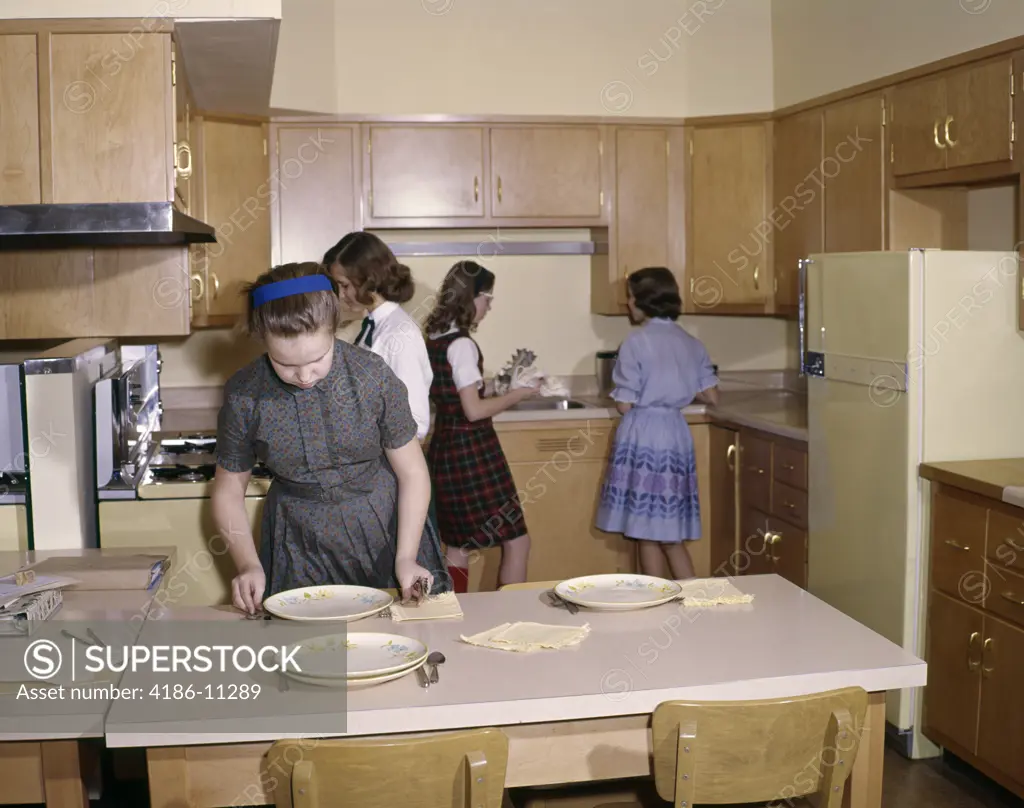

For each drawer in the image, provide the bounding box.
[772,480,807,529]
[931,488,987,602]
[498,426,614,464]
[983,562,1024,630]
[740,433,771,513]
[985,506,1024,576]
[773,443,807,491]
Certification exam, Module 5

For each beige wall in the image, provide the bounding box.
[772,0,1024,108]
[163,0,793,389]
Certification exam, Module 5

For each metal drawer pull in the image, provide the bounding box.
[726,444,736,472]
[1001,591,1024,606]
[944,539,970,552]
[782,462,795,471]
[981,637,995,676]
[784,501,796,510]
[933,120,947,149]
[967,631,980,671]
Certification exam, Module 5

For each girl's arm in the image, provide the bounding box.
[696,385,720,406]
[211,466,263,612]
[616,401,633,415]
[384,439,433,599]
[459,383,537,422]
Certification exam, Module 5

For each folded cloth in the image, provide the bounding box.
[389,591,463,622]
[676,578,754,607]
[511,366,570,398]
[460,621,590,652]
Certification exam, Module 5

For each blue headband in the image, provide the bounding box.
[251,274,333,307]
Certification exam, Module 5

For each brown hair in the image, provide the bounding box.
[423,261,495,335]
[242,262,342,338]
[627,267,682,320]
[323,231,414,305]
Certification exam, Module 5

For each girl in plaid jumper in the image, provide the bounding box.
[424,261,540,592]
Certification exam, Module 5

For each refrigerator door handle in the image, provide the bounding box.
[798,258,808,376]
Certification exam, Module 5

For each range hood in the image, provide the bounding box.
[0,203,217,249]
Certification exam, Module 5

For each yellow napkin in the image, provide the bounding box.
[676,578,754,607]
[460,621,590,652]
[388,591,464,622]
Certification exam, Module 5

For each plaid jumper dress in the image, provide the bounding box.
[425,331,528,549]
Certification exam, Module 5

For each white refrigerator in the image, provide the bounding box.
[802,249,1024,759]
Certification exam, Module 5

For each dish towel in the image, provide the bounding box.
[676,578,754,608]
[388,591,464,622]
[460,621,590,652]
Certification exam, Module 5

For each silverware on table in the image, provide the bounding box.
[427,651,445,684]
[417,664,431,689]
[547,590,579,614]
[86,628,106,647]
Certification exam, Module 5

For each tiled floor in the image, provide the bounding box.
[9,748,1023,807]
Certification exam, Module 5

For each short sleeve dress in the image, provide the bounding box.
[595,319,719,543]
[216,339,449,598]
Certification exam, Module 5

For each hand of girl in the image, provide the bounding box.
[395,557,434,603]
[515,382,542,400]
[232,563,266,615]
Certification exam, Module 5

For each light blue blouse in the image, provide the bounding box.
[611,319,718,408]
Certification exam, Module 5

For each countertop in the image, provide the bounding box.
[919,458,1024,509]
[159,385,808,442]
[102,575,923,747]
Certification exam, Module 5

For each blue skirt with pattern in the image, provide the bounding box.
[595,406,701,543]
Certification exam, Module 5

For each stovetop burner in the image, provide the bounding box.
[149,465,214,483]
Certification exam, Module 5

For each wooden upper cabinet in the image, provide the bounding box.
[489,126,604,219]
[772,110,823,314]
[49,32,174,204]
[685,123,769,311]
[823,94,886,252]
[892,57,1014,178]
[271,124,360,267]
[364,126,485,221]
[0,34,41,204]
[172,38,195,215]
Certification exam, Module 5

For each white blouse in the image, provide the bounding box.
[356,301,433,440]
[436,325,483,392]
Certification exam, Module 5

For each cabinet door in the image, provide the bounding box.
[50,32,173,203]
[199,120,272,319]
[823,95,887,252]
[739,430,771,514]
[945,57,1014,170]
[708,426,738,576]
[923,591,983,754]
[365,126,485,220]
[172,39,193,215]
[772,110,823,313]
[489,126,603,219]
[766,516,807,588]
[273,125,359,266]
[976,615,1024,785]
[687,124,767,308]
[0,34,41,204]
[891,77,948,177]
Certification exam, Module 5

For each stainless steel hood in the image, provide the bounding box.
[0,202,217,250]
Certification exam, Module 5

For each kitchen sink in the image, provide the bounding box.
[508,398,588,411]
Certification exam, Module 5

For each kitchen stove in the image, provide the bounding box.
[145,434,272,485]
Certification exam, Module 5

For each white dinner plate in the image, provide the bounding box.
[287,631,428,679]
[263,585,392,622]
[284,656,428,689]
[554,574,683,611]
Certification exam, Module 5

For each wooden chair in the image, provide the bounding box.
[266,727,511,808]
[597,687,868,808]
[498,580,561,591]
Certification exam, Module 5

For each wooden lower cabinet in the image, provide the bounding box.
[923,483,1024,798]
[0,504,29,551]
[736,426,808,588]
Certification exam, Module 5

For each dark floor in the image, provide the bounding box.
[9,746,1023,807]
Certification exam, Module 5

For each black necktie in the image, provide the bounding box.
[356,316,375,348]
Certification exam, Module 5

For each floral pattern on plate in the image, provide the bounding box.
[555,574,683,611]
[290,632,428,679]
[263,585,393,622]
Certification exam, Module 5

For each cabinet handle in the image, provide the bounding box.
[782,462,795,471]
[190,273,204,302]
[768,532,781,562]
[944,115,957,147]
[748,466,765,475]
[784,501,796,511]
[210,271,220,299]
[726,444,736,472]
[967,631,981,671]
[175,141,193,180]
[933,120,947,150]
[497,176,503,203]
[981,637,995,677]
[753,266,759,290]
[623,264,630,280]
[944,539,970,552]
[1001,591,1024,606]
[473,176,479,202]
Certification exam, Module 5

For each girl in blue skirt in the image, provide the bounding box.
[595,267,719,579]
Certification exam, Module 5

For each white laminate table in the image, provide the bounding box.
[112,575,926,808]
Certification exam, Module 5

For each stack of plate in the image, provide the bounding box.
[554,573,683,611]
[283,631,429,689]
[263,584,394,622]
